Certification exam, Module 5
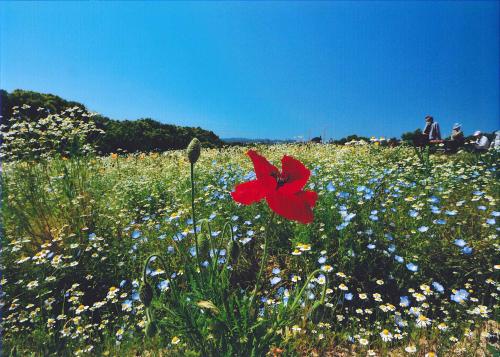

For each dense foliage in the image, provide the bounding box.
[0,104,102,161]
[0,89,223,154]
[1,143,498,356]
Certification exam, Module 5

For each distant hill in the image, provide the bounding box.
[0,89,223,153]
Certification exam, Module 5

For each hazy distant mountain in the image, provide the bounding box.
[223,137,297,144]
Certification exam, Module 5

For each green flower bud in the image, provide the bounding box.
[140,282,154,307]
[186,138,201,164]
[197,233,210,257]
[228,239,240,265]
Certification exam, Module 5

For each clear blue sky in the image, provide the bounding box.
[1,1,498,140]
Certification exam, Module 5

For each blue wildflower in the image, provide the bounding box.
[336,222,349,231]
[338,191,350,199]
[345,212,356,222]
[240,237,252,245]
[173,232,184,242]
[431,206,441,214]
[158,280,169,291]
[400,296,410,307]
[432,281,444,293]
[462,246,473,254]
[270,276,282,286]
[122,299,133,310]
[451,289,469,303]
[429,196,440,203]
[406,262,418,272]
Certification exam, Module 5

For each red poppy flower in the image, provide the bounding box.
[231,150,318,224]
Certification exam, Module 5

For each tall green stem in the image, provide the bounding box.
[249,212,275,312]
[190,162,201,269]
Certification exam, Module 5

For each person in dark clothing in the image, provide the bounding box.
[423,115,441,141]
[446,123,465,153]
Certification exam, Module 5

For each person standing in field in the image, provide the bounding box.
[423,115,441,141]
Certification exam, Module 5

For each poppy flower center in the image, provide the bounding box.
[271,172,289,189]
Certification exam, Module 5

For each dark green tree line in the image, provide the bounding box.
[0,89,223,154]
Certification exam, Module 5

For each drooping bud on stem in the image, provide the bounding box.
[187,138,201,164]
[140,282,154,307]
[227,238,240,266]
[197,232,210,257]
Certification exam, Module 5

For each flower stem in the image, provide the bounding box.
[249,212,275,313]
[190,162,200,268]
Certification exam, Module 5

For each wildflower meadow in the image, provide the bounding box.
[1,107,499,356]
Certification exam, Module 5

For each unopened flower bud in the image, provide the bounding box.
[187,138,201,164]
[228,239,240,265]
[140,282,154,307]
[197,233,209,257]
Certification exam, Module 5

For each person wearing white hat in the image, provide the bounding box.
[445,123,465,153]
[473,130,490,152]
[490,130,500,149]
[451,123,464,143]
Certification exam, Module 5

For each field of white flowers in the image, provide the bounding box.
[1,137,499,355]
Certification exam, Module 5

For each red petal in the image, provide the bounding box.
[297,190,318,207]
[280,155,311,194]
[231,180,267,205]
[247,150,279,180]
[266,190,315,224]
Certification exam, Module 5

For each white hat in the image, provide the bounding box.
[453,123,461,130]
[473,130,481,136]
